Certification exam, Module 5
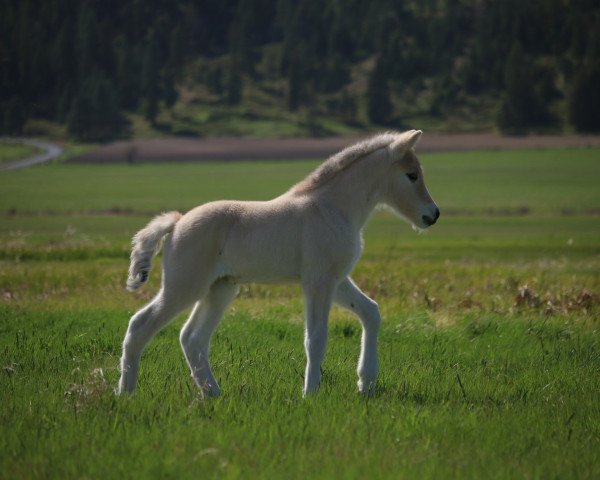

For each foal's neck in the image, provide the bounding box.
[319,150,389,229]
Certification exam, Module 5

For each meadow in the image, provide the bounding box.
[0,141,41,166]
[0,148,599,478]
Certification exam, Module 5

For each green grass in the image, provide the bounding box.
[0,141,41,166]
[1,309,599,478]
[0,148,599,478]
[1,148,599,214]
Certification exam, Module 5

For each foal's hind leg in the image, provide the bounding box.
[118,289,189,394]
[334,277,381,394]
[179,278,239,397]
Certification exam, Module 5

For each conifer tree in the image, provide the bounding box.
[287,56,302,111]
[67,74,120,140]
[226,60,243,105]
[162,26,185,108]
[366,57,392,125]
[569,60,600,132]
[76,4,96,81]
[115,36,140,110]
[142,33,160,124]
[206,65,225,96]
[497,42,537,134]
[52,21,75,98]
[3,97,26,135]
[67,86,92,140]
[168,26,185,75]
[91,75,121,138]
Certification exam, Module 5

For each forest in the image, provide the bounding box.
[2,0,600,139]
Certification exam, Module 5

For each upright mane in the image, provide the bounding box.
[292,132,402,193]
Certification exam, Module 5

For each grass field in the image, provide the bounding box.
[1,148,599,478]
[0,141,41,166]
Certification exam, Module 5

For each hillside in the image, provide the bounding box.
[2,1,599,140]
[119,51,500,139]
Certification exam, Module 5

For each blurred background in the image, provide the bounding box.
[2,0,600,142]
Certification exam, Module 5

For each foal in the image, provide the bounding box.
[118,130,439,397]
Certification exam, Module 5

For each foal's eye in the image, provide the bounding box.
[406,173,418,183]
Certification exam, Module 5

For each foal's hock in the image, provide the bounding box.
[118,130,439,397]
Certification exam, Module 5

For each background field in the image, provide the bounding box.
[1,148,599,478]
[0,141,41,166]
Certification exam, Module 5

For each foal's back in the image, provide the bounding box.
[169,193,310,284]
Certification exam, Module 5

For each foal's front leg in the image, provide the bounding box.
[302,282,335,396]
[334,277,381,393]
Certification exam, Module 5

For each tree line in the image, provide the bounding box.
[1,0,599,139]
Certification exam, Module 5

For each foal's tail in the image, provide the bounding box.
[126,211,182,292]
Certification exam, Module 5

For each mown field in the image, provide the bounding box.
[1,148,599,478]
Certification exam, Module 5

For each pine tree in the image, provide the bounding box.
[3,96,27,135]
[76,3,96,81]
[168,26,185,75]
[366,57,392,125]
[319,55,348,93]
[17,0,32,97]
[114,36,140,110]
[287,55,302,111]
[226,59,243,106]
[231,1,257,75]
[91,74,121,138]
[142,33,160,124]
[67,74,121,140]
[206,65,225,96]
[52,20,76,108]
[162,26,186,108]
[338,89,358,124]
[569,60,600,132]
[497,42,537,134]
[67,87,93,140]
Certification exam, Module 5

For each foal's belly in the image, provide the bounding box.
[221,244,302,284]
[228,264,300,284]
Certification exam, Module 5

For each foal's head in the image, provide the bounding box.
[384,130,440,230]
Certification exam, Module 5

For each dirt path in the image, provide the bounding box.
[69,133,600,164]
[0,138,63,171]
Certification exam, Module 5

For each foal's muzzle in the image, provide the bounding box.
[422,208,440,227]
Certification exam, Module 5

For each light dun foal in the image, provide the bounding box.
[118,130,439,397]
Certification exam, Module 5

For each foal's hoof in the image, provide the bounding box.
[199,383,221,398]
[302,382,321,398]
[115,380,135,396]
[115,386,133,396]
[357,379,377,395]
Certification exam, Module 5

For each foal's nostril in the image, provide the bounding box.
[422,215,435,226]
[423,208,439,226]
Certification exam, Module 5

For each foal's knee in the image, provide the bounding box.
[126,310,148,335]
[124,300,173,350]
[361,299,381,330]
[305,325,328,348]
[122,312,149,352]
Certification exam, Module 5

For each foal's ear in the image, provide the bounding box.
[389,130,423,157]
[406,129,423,149]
